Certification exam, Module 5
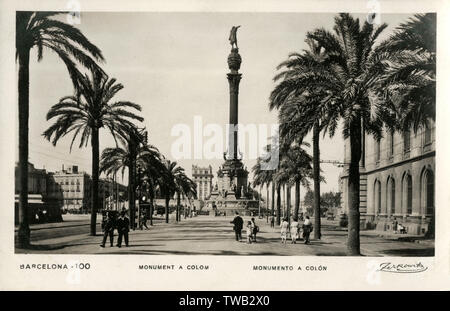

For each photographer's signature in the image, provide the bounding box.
[377,262,428,273]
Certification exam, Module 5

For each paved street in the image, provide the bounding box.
[15,214,434,256]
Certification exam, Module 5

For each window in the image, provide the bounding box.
[424,127,432,146]
[374,180,381,215]
[387,178,396,216]
[375,139,381,163]
[377,181,381,214]
[403,131,411,153]
[407,175,413,214]
[426,170,434,215]
[389,132,394,157]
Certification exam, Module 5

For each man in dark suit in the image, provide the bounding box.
[100,212,116,248]
[230,211,243,241]
[117,211,130,247]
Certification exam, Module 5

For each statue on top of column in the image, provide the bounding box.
[229,25,241,49]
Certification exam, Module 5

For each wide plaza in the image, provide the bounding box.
[15,214,434,256]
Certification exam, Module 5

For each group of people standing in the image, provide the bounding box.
[100,210,130,248]
[230,212,314,245]
[230,212,259,244]
[280,216,313,244]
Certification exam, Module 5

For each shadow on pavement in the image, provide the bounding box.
[381,248,434,257]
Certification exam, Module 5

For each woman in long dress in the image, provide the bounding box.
[280,218,289,244]
[290,218,300,244]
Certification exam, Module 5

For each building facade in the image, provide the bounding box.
[15,162,62,223]
[192,165,213,201]
[340,121,435,235]
[47,165,92,212]
[15,163,127,218]
[15,162,47,195]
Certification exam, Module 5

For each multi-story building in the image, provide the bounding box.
[192,165,213,201]
[15,162,62,223]
[48,165,93,212]
[15,162,47,195]
[49,165,127,212]
[340,121,435,235]
[15,163,127,219]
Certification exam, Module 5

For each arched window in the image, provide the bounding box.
[374,180,381,215]
[425,170,434,215]
[407,175,413,214]
[389,132,394,157]
[375,139,381,163]
[378,181,382,214]
[388,178,395,215]
[403,131,411,153]
[424,127,432,146]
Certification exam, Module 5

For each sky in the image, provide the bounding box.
[19,12,412,200]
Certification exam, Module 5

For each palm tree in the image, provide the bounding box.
[16,12,104,247]
[279,143,313,220]
[305,14,391,255]
[43,70,143,236]
[175,174,197,222]
[100,132,162,228]
[377,13,435,133]
[271,39,333,240]
[252,156,274,218]
[253,143,279,223]
[159,160,184,223]
[271,13,391,255]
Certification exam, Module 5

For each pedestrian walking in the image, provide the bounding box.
[280,217,289,244]
[246,221,253,244]
[116,211,130,247]
[230,211,244,241]
[270,214,275,228]
[290,217,300,244]
[392,217,398,233]
[302,216,313,244]
[140,213,149,230]
[251,217,259,242]
[100,212,116,248]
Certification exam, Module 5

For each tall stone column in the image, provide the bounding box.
[227,48,242,160]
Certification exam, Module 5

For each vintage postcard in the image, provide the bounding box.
[0,0,449,291]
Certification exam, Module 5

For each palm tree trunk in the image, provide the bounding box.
[176,191,181,222]
[90,127,100,236]
[294,179,300,220]
[271,181,275,218]
[149,190,154,226]
[313,121,321,240]
[128,141,136,230]
[17,48,31,247]
[165,195,170,223]
[286,184,291,225]
[276,184,281,226]
[266,184,269,223]
[347,118,362,255]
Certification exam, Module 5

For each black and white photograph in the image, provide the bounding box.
[1,0,449,292]
[11,9,438,256]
